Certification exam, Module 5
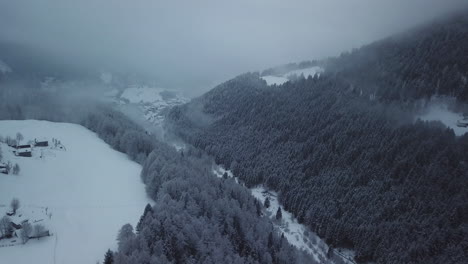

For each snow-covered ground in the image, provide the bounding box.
[212,164,355,264]
[250,186,329,263]
[261,66,324,86]
[0,120,151,264]
[261,76,289,86]
[417,103,468,136]
[108,86,188,127]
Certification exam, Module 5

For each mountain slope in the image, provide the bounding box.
[166,11,468,264]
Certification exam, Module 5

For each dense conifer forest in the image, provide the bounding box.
[166,11,468,264]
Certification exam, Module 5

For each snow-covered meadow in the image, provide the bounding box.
[261,66,324,86]
[417,103,468,136]
[0,120,151,264]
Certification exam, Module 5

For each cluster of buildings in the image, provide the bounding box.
[9,139,49,158]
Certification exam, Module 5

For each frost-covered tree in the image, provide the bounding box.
[136,204,153,234]
[117,224,135,253]
[16,132,24,144]
[20,222,32,244]
[276,207,282,220]
[103,249,114,264]
[10,198,20,214]
[12,164,20,175]
[5,162,11,174]
[0,216,13,238]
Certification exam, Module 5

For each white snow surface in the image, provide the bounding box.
[0,59,12,74]
[418,104,467,136]
[261,66,324,86]
[261,76,289,86]
[286,66,324,78]
[251,186,329,263]
[0,120,151,264]
[212,164,335,263]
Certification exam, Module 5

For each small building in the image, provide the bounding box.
[15,147,32,157]
[14,144,32,149]
[34,139,49,147]
[457,118,468,128]
[0,163,7,174]
[10,221,22,230]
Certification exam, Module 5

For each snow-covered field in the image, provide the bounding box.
[417,103,468,136]
[0,120,151,264]
[261,76,290,86]
[261,66,324,86]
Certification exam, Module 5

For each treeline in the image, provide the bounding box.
[111,145,310,264]
[0,86,155,164]
[166,72,468,263]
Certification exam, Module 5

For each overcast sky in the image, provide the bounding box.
[1,0,467,94]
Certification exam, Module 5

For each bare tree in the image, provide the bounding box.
[12,164,20,175]
[20,222,32,244]
[16,132,24,145]
[0,216,13,238]
[10,198,20,215]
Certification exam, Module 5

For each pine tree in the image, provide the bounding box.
[136,204,153,233]
[103,249,114,264]
[276,207,282,220]
[264,197,270,208]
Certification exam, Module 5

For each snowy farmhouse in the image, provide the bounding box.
[0,163,7,174]
[13,144,32,157]
[457,117,468,128]
[34,138,48,147]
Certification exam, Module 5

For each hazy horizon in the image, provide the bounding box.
[1,0,468,96]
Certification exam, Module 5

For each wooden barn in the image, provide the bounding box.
[14,146,32,157]
[34,139,49,147]
[457,118,468,128]
[10,221,22,230]
[14,144,32,150]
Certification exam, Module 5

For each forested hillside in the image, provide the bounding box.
[166,11,468,264]
[0,86,311,264]
[264,11,468,104]
[111,144,310,264]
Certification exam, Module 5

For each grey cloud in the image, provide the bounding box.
[1,0,467,95]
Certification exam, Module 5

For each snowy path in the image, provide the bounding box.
[212,165,355,264]
[0,120,152,264]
